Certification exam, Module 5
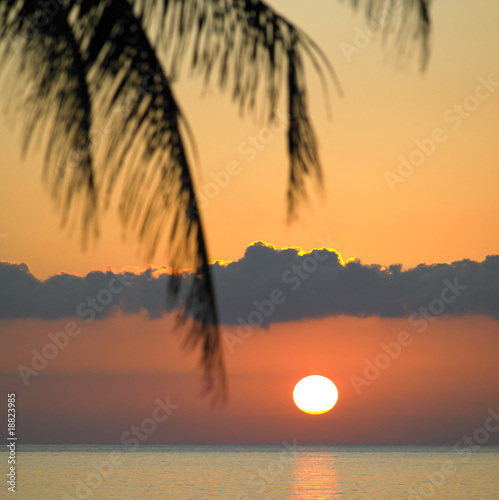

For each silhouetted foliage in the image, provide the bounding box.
[0,0,431,404]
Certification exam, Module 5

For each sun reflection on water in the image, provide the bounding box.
[292,452,342,499]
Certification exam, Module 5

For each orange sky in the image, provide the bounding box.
[2,313,498,444]
[0,0,498,277]
[0,1,498,445]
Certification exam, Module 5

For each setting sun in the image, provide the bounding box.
[293,375,339,415]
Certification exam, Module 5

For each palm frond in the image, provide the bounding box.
[287,35,323,220]
[0,0,226,404]
[0,0,432,406]
[135,0,339,218]
[82,0,227,404]
[345,0,431,70]
[134,0,431,216]
[0,0,97,241]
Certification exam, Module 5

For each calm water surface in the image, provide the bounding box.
[2,445,498,499]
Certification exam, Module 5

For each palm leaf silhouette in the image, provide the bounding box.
[0,0,431,404]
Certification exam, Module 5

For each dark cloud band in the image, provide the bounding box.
[1,242,498,325]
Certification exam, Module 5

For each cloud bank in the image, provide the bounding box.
[1,242,498,325]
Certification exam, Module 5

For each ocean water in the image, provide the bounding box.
[2,444,498,499]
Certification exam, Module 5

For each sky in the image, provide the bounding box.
[0,0,498,445]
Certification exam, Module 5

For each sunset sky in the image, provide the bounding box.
[1,0,498,445]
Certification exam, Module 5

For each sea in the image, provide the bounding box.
[2,444,498,499]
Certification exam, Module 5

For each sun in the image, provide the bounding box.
[293,375,339,415]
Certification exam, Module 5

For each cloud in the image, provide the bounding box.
[1,242,498,325]
[0,262,172,321]
[212,242,499,326]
